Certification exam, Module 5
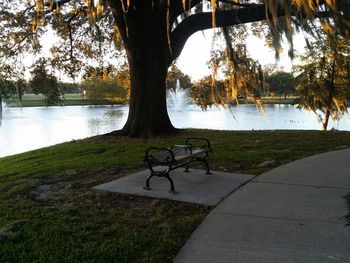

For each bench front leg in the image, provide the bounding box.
[144,169,176,193]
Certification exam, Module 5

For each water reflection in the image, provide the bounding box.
[0,105,128,158]
[0,104,349,158]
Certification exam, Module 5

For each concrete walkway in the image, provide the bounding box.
[175,148,350,263]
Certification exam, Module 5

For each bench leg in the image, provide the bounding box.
[144,173,155,190]
[144,171,176,193]
[184,163,190,173]
[199,158,212,175]
[164,173,176,193]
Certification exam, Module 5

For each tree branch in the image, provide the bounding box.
[170,0,202,23]
[170,4,269,61]
[45,0,73,13]
[216,0,255,7]
[108,0,128,44]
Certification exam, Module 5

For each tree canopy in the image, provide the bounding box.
[1,0,349,136]
[294,33,350,130]
[266,71,295,98]
[29,58,62,106]
[81,65,128,103]
[166,63,192,90]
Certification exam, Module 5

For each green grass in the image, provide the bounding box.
[0,129,350,262]
[239,97,298,105]
[4,94,126,107]
[5,94,298,107]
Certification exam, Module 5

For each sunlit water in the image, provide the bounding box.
[0,104,349,158]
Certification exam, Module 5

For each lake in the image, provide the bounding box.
[0,104,349,158]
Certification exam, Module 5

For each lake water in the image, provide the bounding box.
[0,104,349,158]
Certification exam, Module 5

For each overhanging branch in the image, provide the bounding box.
[170,4,269,61]
[45,0,73,12]
[170,0,202,23]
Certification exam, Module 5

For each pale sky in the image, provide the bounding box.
[177,29,306,81]
[23,27,306,82]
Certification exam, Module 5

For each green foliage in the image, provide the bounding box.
[0,79,15,100]
[206,36,264,108]
[191,71,259,109]
[266,71,296,97]
[29,58,62,106]
[191,76,213,108]
[59,82,81,94]
[294,34,350,130]
[167,63,192,90]
[81,67,127,102]
[0,64,16,105]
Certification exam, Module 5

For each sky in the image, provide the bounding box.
[23,26,306,82]
[177,29,306,81]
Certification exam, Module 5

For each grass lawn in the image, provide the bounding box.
[5,94,126,107]
[5,94,298,107]
[0,129,349,262]
[239,96,298,105]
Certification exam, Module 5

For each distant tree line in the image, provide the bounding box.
[1,59,194,109]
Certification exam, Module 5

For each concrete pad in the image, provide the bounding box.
[256,148,350,189]
[214,181,349,224]
[92,167,255,206]
[175,214,350,263]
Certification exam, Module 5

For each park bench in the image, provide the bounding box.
[143,137,212,192]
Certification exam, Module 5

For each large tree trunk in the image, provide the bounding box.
[121,40,175,137]
[112,3,176,137]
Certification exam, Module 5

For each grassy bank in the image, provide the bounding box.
[239,96,298,105]
[5,94,298,108]
[1,130,349,262]
[5,94,127,107]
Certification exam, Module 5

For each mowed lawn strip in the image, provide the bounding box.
[0,130,349,262]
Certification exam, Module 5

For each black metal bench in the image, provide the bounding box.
[143,137,212,192]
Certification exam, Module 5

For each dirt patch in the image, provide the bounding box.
[29,182,74,200]
[0,220,27,242]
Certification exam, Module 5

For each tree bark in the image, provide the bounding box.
[111,2,176,137]
[323,109,331,131]
[121,38,176,137]
[322,59,336,131]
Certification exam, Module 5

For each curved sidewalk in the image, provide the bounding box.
[175,148,350,263]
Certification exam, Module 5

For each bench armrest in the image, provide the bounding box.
[185,137,212,151]
[143,147,176,165]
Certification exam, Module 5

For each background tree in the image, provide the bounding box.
[294,35,350,130]
[29,58,61,106]
[0,1,349,136]
[266,71,295,98]
[0,79,15,115]
[81,67,127,103]
[167,63,193,90]
[191,76,229,109]
[59,82,81,94]
[114,64,131,98]
[15,78,27,107]
[0,64,16,114]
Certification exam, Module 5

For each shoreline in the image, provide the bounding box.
[4,98,298,108]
